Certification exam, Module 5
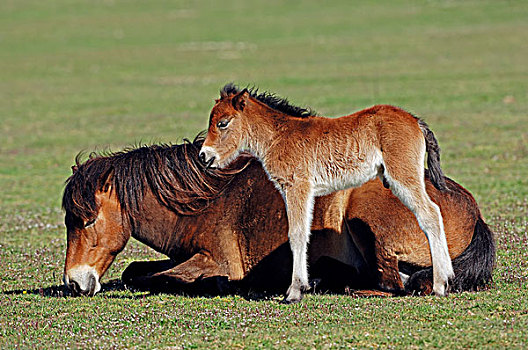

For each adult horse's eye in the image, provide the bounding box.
[84,219,96,228]
[217,119,230,130]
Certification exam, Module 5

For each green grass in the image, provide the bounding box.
[1,0,527,348]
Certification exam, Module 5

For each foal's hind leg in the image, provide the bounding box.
[382,151,454,296]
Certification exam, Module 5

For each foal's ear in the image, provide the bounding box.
[232,89,249,111]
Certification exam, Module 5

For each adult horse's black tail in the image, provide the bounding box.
[405,216,496,294]
[418,119,447,191]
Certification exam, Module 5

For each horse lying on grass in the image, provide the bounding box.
[62,137,494,297]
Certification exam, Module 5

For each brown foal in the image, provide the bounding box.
[200,84,454,303]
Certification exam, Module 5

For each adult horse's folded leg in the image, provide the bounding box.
[348,290,397,298]
[404,269,434,295]
[123,252,227,293]
[122,259,177,290]
[372,249,407,295]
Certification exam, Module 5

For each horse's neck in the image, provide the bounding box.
[129,193,182,258]
[243,109,296,162]
[131,226,169,256]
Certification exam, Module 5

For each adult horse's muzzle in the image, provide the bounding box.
[63,265,102,297]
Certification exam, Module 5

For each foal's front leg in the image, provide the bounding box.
[283,185,315,303]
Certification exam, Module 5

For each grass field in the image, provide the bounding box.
[1,0,527,348]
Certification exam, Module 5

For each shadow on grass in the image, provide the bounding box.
[0,278,286,301]
[0,277,370,301]
[1,277,395,302]
[1,254,395,300]
[2,279,127,298]
[116,276,286,301]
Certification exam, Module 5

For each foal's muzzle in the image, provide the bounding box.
[199,149,216,168]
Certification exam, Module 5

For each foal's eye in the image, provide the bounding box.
[217,119,230,129]
[84,219,96,228]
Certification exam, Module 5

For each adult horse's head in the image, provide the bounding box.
[61,139,243,296]
[62,162,129,296]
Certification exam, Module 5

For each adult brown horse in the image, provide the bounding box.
[200,84,455,302]
[62,136,494,297]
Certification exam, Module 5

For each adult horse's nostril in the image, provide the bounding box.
[69,280,81,296]
[85,274,97,296]
[69,276,96,296]
[199,151,206,163]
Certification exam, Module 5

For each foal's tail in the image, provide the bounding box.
[417,119,447,191]
[405,215,496,294]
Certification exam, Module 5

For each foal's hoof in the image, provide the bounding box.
[281,286,304,304]
[280,295,303,304]
[433,281,450,297]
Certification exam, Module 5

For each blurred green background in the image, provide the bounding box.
[1,0,527,348]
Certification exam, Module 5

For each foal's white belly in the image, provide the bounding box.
[311,152,383,197]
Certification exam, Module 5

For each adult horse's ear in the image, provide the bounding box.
[71,165,78,174]
[99,169,114,193]
[102,180,112,193]
[232,89,249,111]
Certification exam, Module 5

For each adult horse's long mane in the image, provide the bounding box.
[62,135,252,228]
[221,83,318,118]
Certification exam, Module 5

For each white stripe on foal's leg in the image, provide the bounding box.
[415,201,454,296]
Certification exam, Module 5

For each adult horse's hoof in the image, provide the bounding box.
[309,278,321,290]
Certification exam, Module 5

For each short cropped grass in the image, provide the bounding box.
[1,0,527,348]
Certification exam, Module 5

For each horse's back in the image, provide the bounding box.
[320,104,423,153]
[338,104,419,126]
[345,174,478,267]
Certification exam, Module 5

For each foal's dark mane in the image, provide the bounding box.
[62,136,251,231]
[221,83,317,118]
